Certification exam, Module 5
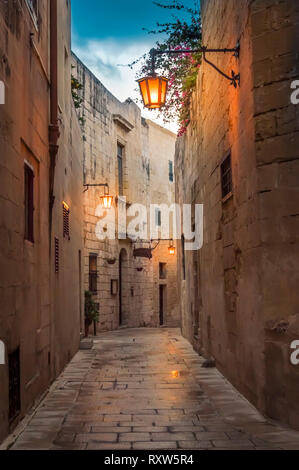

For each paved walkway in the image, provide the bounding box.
[5,328,299,450]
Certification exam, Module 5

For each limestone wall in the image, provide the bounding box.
[176,0,299,429]
[0,0,84,442]
[72,56,180,331]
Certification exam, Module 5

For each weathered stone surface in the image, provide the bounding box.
[176,0,299,431]
[0,0,84,444]
[72,55,179,331]
[5,329,299,450]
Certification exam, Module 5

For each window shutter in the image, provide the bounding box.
[221,153,233,199]
[169,161,174,182]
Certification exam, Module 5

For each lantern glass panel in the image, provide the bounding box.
[139,79,149,106]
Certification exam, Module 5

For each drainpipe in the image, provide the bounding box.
[49,0,60,236]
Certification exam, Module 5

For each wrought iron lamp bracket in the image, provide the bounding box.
[83,183,109,194]
[150,40,240,88]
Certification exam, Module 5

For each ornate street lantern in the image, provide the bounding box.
[84,183,113,209]
[137,75,168,109]
[138,45,240,110]
[100,193,113,210]
[168,241,176,256]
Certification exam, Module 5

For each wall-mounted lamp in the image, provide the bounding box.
[168,241,176,256]
[138,42,240,110]
[84,183,114,209]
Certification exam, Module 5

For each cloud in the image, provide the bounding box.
[72,37,178,134]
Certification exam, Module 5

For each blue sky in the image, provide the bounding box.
[71,0,199,131]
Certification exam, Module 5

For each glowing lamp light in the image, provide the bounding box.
[138,75,168,110]
[100,194,113,209]
[168,242,176,256]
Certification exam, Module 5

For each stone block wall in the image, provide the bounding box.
[72,56,180,331]
[0,0,84,443]
[175,0,299,429]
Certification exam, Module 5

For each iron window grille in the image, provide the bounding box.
[24,163,34,243]
[156,208,162,227]
[63,204,70,240]
[221,153,233,199]
[55,238,59,273]
[181,235,186,281]
[8,348,21,423]
[89,254,98,294]
[117,143,124,196]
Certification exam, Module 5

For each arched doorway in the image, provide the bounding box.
[119,248,129,326]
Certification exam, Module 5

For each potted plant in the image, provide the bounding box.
[84,291,99,338]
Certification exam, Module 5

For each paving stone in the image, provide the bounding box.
[119,432,151,442]
[178,441,213,449]
[86,443,132,450]
[75,433,118,443]
[133,441,178,450]
[151,432,195,441]
[7,328,299,451]
[132,426,168,432]
[212,439,255,449]
[195,431,228,441]
[91,426,131,433]
[169,426,205,432]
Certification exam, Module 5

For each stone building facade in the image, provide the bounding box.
[0,0,84,442]
[72,55,180,332]
[175,0,299,429]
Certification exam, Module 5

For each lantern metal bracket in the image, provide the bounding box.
[150,40,240,88]
[83,183,109,194]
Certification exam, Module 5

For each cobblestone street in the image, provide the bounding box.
[6,329,299,450]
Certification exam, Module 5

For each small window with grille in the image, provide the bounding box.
[169,161,174,182]
[117,143,124,196]
[155,208,162,227]
[89,254,98,294]
[55,238,59,273]
[9,348,21,422]
[159,263,167,280]
[221,153,233,200]
[24,163,34,243]
[63,202,70,240]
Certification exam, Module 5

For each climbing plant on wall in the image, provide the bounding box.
[133,1,202,136]
[71,67,86,127]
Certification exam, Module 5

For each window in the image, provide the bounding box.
[9,348,21,422]
[117,143,124,196]
[55,238,59,273]
[89,254,98,294]
[169,161,174,182]
[155,208,162,227]
[221,153,233,199]
[26,0,38,26]
[24,163,34,243]
[159,263,167,280]
[181,235,186,281]
[63,202,70,240]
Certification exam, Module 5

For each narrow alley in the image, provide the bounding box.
[5,329,299,451]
